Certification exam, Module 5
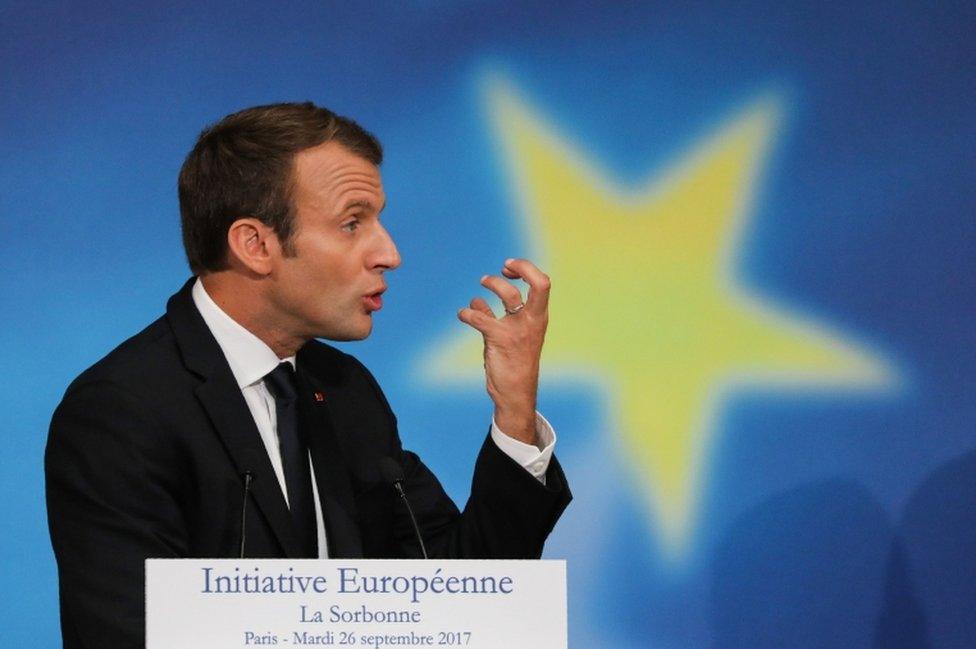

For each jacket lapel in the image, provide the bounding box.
[295,367,363,558]
[166,279,304,558]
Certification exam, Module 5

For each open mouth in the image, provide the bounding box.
[363,290,384,312]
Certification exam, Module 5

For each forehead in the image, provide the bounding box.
[291,141,384,212]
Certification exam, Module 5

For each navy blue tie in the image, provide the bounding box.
[264,362,318,557]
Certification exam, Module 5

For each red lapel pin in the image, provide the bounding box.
[313,391,326,402]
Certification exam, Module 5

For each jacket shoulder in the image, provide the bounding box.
[61,315,182,399]
[299,340,396,424]
[299,339,374,385]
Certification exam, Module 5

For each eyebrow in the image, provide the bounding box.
[340,198,387,214]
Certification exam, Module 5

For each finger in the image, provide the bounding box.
[457,307,500,335]
[469,297,496,319]
[480,274,524,313]
[502,258,550,315]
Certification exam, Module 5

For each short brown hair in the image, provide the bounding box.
[178,102,382,274]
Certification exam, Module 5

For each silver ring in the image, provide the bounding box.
[505,302,525,315]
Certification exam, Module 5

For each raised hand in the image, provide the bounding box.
[457,258,551,446]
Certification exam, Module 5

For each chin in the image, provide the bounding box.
[318,318,373,342]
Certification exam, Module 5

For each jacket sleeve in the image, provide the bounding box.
[397,433,571,559]
[350,357,572,559]
[46,380,188,649]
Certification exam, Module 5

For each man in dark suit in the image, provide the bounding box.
[46,102,570,647]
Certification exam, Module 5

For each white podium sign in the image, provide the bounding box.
[146,559,566,648]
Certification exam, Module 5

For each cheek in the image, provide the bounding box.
[322,255,363,288]
[284,240,362,302]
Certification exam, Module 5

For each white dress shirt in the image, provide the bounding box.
[191,279,555,558]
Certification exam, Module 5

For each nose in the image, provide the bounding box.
[371,222,401,272]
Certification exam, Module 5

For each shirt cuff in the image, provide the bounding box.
[490,411,556,484]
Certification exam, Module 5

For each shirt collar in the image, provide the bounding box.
[191,278,295,389]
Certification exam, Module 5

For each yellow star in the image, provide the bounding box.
[419,77,897,560]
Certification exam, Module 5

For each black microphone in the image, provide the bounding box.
[238,450,262,559]
[378,457,428,559]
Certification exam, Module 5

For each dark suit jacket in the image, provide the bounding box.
[45,279,571,648]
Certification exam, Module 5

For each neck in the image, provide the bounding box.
[200,273,306,358]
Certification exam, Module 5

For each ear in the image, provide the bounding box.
[226,218,279,275]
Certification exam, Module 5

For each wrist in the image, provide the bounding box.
[493,406,537,446]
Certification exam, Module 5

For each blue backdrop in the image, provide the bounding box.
[3,2,974,646]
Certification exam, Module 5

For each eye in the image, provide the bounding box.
[340,217,360,233]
